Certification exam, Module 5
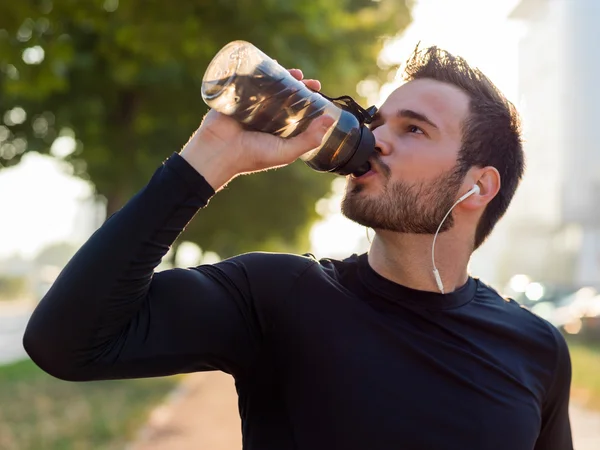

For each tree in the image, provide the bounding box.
[0,0,411,258]
[34,241,78,268]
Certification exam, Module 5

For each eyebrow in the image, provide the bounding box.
[397,109,439,130]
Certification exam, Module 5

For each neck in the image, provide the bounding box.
[368,228,473,293]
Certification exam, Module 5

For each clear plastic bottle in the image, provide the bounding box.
[201,40,376,176]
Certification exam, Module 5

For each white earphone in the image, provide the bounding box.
[458,184,480,202]
[432,184,480,294]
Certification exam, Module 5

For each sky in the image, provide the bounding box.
[0,0,525,264]
[0,152,93,260]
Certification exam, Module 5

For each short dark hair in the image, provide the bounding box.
[403,46,525,249]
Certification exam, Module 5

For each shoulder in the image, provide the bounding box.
[221,251,318,274]
[208,252,358,323]
[475,279,556,334]
[475,279,570,383]
[302,253,362,278]
[477,279,554,326]
[219,251,360,282]
[212,251,357,286]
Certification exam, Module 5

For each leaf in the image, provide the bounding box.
[0,0,412,257]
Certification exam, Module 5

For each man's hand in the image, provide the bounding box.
[180,69,334,191]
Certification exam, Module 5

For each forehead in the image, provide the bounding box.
[380,79,470,137]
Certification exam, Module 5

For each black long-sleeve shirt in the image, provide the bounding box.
[24,152,573,450]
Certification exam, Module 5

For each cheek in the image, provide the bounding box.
[388,136,458,183]
[387,139,437,180]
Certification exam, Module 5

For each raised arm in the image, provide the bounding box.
[24,153,254,380]
[23,71,332,382]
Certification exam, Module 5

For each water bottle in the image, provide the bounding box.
[201,40,377,176]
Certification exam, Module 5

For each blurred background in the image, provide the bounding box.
[2,0,600,449]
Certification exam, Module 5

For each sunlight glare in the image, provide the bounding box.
[0,153,93,260]
[50,136,77,158]
[175,241,203,267]
[22,46,45,65]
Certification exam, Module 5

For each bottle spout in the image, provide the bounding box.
[352,161,371,177]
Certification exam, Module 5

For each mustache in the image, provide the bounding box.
[370,155,391,180]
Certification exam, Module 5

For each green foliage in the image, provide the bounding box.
[0,358,179,450]
[0,275,28,300]
[0,0,411,257]
[565,336,600,411]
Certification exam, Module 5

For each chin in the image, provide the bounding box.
[342,189,381,226]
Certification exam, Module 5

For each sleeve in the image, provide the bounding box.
[534,325,574,450]
[22,153,304,382]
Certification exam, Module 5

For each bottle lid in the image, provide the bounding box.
[311,94,377,176]
[334,125,376,176]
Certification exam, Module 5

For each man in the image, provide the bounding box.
[24,46,572,449]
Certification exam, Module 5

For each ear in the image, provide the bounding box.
[460,166,501,210]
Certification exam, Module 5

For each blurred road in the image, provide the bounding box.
[570,403,600,450]
[0,301,31,365]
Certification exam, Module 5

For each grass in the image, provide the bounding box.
[0,358,180,450]
[565,336,600,411]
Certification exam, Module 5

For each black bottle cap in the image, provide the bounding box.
[333,125,376,176]
[351,160,372,177]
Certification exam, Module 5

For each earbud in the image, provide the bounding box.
[431,183,481,294]
[458,184,480,203]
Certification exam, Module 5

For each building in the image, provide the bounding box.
[484,0,600,289]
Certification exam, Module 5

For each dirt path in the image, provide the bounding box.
[570,402,600,450]
[128,371,241,450]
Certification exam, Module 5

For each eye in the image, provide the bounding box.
[407,125,424,135]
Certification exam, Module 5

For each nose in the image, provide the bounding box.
[373,129,392,157]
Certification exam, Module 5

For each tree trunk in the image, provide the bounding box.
[104,186,130,219]
[103,90,140,220]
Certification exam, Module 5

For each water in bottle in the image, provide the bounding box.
[201,40,377,176]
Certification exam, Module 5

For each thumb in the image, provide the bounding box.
[279,115,336,161]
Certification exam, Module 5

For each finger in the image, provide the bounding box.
[302,79,321,92]
[278,115,336,162]
[288,68,304,81]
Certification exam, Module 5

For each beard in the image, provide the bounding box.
[341,159,467,234]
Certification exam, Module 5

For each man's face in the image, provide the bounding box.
[342,78,471,234]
